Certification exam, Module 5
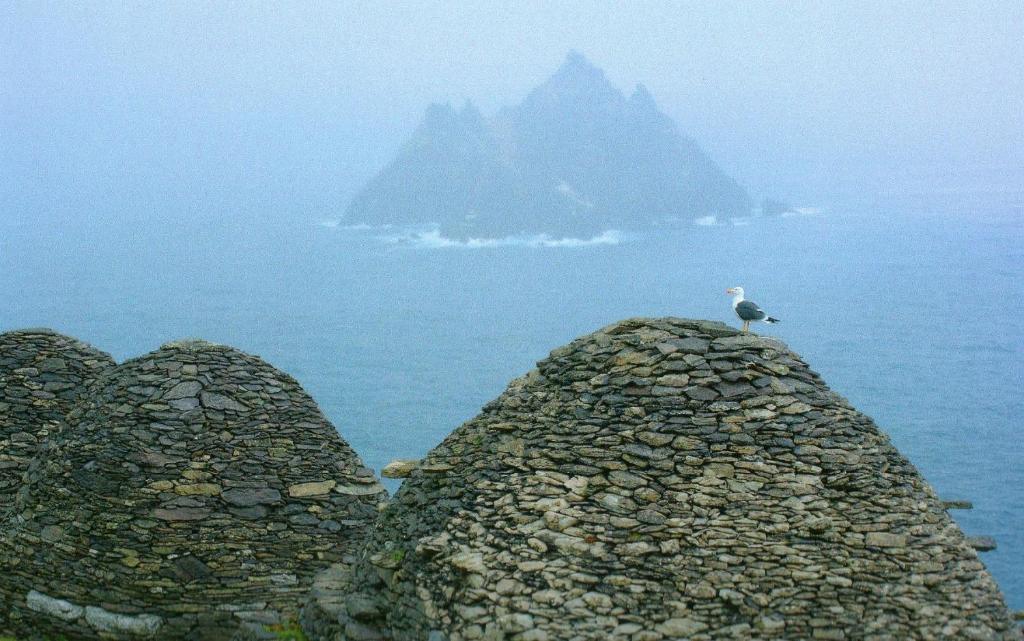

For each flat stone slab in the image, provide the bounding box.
[968,536,998,552]
[382,459,420,478]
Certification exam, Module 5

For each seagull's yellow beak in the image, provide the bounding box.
[725,288,734,294]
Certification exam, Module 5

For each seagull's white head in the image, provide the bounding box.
[725,286,745,298]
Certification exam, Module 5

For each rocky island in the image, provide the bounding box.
[0,320,1017,640]
[344,53,752,239]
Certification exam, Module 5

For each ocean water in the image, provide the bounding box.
[1,196,1021,609]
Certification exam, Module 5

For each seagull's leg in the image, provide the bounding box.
[742,321,749,333]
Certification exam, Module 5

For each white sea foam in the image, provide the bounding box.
[537,230,621,247]
[379,228,623,249]
[318,221,394,231]
[694,215,718,226]
[781,207,823,217]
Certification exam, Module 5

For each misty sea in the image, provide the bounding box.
[1,194,1021,609]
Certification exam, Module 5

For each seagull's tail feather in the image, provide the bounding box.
[765,317,780,324]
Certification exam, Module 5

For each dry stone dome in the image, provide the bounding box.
[0,328,115,511]
[309,318,1014,641]
[0,339,385,640]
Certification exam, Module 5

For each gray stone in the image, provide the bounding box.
[172,555,212,582]
[684,385,719,400]
[222,487,283,507]
[164,380,202,399]
[200,391,248,411]
[335,482,388,496]
[718,381,756,398]
[37,357,67,372]
[382,459,420,478]
[673,337,710,353]
[229,505,269,520]
[289,480,337,497]
[168,397,201,411]
[657,618,708,636]
[968,536,998,552]
[319,519,342,532]
[26,590,83,621]
[153,507,211,521]
[345,621,385,641]
[40,525,63,543]
[290,513,320,526]
[84,606,163,636]
[865,532,908,548]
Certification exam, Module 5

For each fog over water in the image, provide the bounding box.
[2,0,1023,613]
[3,1,1022,226]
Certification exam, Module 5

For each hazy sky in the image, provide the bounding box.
[2,1,1022,224]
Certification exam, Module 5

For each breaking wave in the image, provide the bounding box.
[318,220,390,230]
[379,229,624,249]
[780,207,824,217]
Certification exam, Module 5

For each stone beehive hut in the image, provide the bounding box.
[0,339,385,640]
[310,318,1014,641]
[0,329,115,511]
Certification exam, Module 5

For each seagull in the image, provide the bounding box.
[726,287,779,333]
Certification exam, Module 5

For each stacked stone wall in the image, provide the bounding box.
[0,321,1015,641]
[308,318,1014,640]
[0,339,384,640]
[0,329,115,512]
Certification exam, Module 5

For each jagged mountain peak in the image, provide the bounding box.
[629,83,659,111]
[556,50,605,79]
[522,51,624,111]
[420,100,486,130]
[345,52,752,238]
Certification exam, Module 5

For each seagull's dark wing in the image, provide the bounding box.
[735,300,767,321]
